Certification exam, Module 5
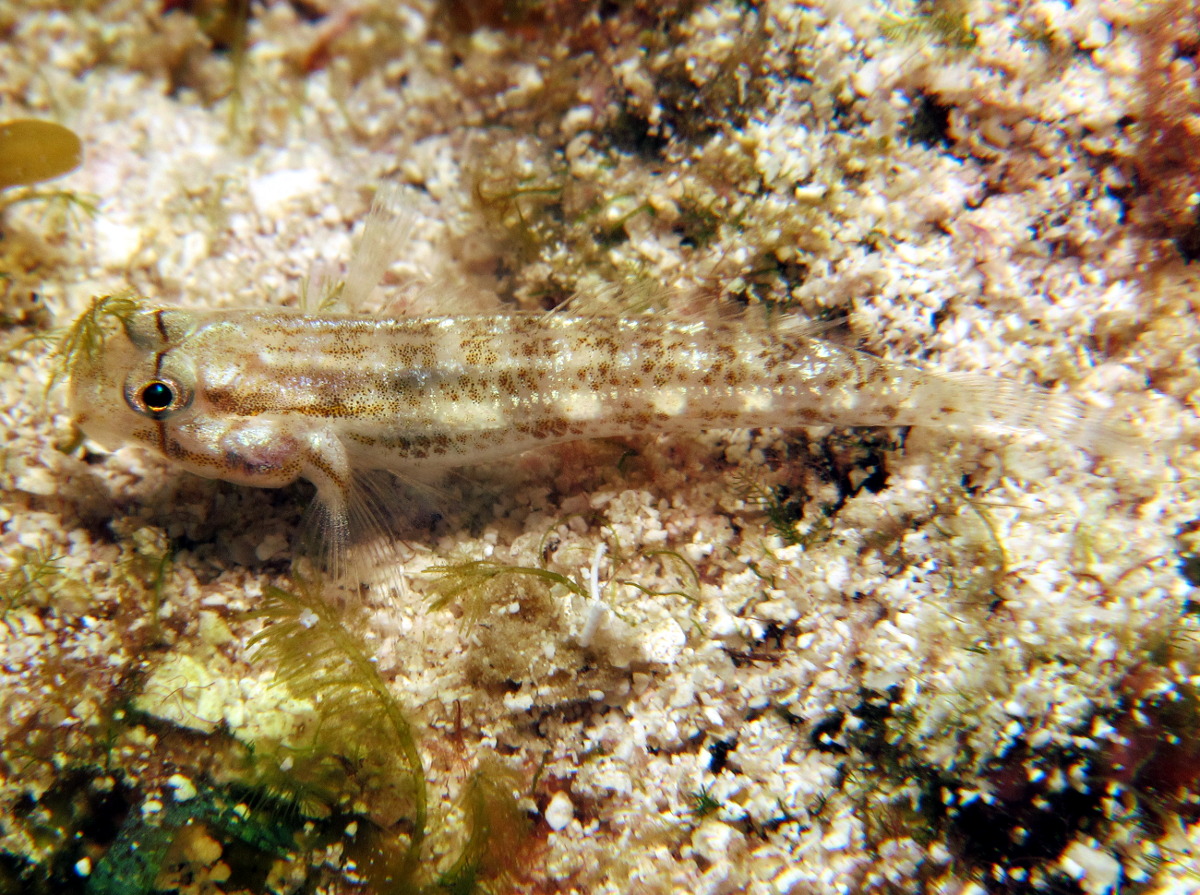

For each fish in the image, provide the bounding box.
[60,288,1137,584]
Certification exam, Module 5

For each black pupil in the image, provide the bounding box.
[141,381,174,412]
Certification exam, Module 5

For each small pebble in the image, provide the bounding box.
[544,791,574,831]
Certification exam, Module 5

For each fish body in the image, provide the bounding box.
[65,299,1130,567]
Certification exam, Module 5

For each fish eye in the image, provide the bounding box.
[141,381,174,411]
[125,375,191,419]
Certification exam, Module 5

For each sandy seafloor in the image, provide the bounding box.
[2,0,1200,893]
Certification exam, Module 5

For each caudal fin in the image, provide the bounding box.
[943,372,1146,461]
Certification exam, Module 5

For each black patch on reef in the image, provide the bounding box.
[946,742,1104,881]
[860,461,889,494]
[1,770,138,895]
[1175,206,1200,262]
[815,430,895,508]
[1181,552,1200,587]
[707,738,736,773]
[906,92,954,148]
[810,711,848,754]
[607,109,671,160]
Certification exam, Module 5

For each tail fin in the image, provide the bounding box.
[942,372,1145,461]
